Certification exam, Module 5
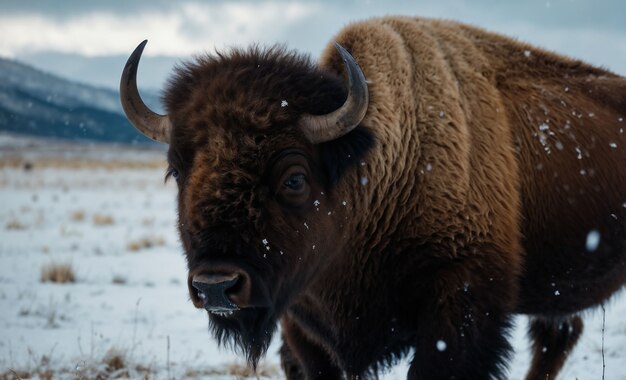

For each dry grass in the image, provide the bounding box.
[40,262,76,284]
[0,156,166,170]
[5,219,27,230]
[126,236,166,252]
[92,214,114,226]
[183,362,281,379]
[70,210,86,222]
[2,367,52,380]
[111,275,127,285]
[0,348,157,380]
[0,354,280,379]
[102,348,129,378]
[1,354,53,380]
[228,362,281,378]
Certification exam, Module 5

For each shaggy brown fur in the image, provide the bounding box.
[148,16,625,380]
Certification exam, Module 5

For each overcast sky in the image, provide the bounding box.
[1,0,624,91]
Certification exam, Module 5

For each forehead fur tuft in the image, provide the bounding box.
[163,45,347,132]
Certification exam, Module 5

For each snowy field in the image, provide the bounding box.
[1,136,624,379]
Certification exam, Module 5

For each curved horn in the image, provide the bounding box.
[120,40,172,144]
[298,43,369,144]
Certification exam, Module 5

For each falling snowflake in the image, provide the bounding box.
[555,141,564,151]
[280,100,288,107]
[586,230,600,252]
[436,340,447,352]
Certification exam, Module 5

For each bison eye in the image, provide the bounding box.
[276,166,310,207]
[166,167,180,183]
[285,173,306,190]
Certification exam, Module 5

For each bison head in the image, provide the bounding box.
[120,40,373,365]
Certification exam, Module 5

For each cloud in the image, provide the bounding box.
[0,2,320,57]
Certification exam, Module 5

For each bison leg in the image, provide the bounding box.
[280,338,305,380]
[407,311,514,380]
[524,315,583,380]
[405,257,518,380]
[280,316,343,379]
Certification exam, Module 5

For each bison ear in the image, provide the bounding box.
[318,126,375,186]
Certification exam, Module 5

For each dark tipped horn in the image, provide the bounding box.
[120,40,172,144]
[298,43,369,144]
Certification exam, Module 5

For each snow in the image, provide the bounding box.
[1,138,625,379]
[586,230,601,252]
[436,340,447,352]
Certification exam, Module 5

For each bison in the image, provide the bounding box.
[120,16,626,380]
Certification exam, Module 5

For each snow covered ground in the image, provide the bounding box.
[1,137,624,379]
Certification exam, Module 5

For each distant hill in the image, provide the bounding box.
[0,57,162,144]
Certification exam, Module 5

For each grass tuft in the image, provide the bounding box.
[40,263,76,284]
[92,214,114,226]
[111,275,127,285]
[5,219,27,230]
[70,210,85,222]
[126,236,166,252]
[103,348,129,377]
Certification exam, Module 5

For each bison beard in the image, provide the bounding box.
[208,307,277,367]
[120,16,626,380]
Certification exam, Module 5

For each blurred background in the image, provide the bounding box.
[1,0,625,143]
[1,1,625,379]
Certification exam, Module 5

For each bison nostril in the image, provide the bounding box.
[191,273,241,311]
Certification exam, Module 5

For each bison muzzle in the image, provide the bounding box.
[120,16,626,380]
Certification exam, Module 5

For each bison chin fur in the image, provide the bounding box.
[208,307,278,367]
